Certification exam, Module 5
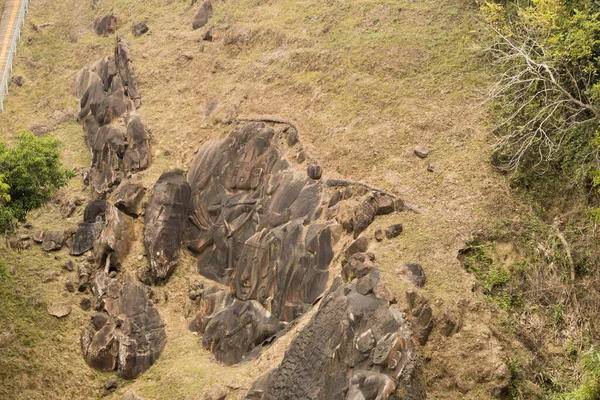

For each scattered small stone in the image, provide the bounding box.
[307,164,322,180]
[32,231,45,243]
[54,255,61,260]
[203,385,227,400]
[104,376,118,393]
[375,194,395,215]
[47,302,71,318]
[123,390,146,400]
[42,271,60,283]
[137,255,143,261]
[384,224,403,239]
[22,222,32,229]
[12,75,25,87]
[374,229,383,242]
[80,297,92,311]
[132,22,149,36]
[63,261,74,272]
[19,234,31,241]
[395,263,426,287]
[427,163,438,172]
[413,146,431,159]
[109,271,117,278]
[65,278,75,292]
[202,26,213,41]
[181,52,194,61]
[296,151,306,164]
[189,290,198,301]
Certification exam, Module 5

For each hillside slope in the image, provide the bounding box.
[0,0,523,399]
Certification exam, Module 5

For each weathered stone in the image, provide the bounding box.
[307,164,322,180]
[63,261,75,272]
[105,376,118,391]
[375,194,395,215]
[192,1,213,30]
[81,274,166,379]
[92,202,135,271]
[184,123,409,364]
[78,264,92,292]
[413,146,431,159]
[123,390,147,400]
[115,36,142,108]
[42,231,66,251]
[374,229,383,242]
[353,197,377,238]
[71,222,104,256]
[396,263,426,287]
[343,253,376,281]
[42,271,60,283]
[202,299,286,365]
[48,303,72,318]
[384,224,403,239]
[113,180,145,216]
[414,303,433,346]
[427,163,438,172]
[204,386,227,400]
[244,283,423,400]
[95,14,118,36]
[32,231,45,243]
[142,170,191,284]
[343,237,370,264]
[122,115,151,171]
[81,297,92,311]
[66,278,75,292]
[443,306,462,337]
[132,22,149,36]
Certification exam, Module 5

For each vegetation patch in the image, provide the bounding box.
[0,132,74,233]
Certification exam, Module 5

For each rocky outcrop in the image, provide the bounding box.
[141,170,191,285]
[81,273,166,379]
[202,299,285,364]
[75,38,151,199]
[112,179,145,217]
[244,280,423,400]
[185,122,409,365]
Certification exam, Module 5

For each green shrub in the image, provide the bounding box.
[0,133,74,233]
[558,348,600,400]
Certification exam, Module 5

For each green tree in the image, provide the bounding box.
[0,133,74,233]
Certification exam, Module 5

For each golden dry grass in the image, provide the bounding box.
[0,0,530,398]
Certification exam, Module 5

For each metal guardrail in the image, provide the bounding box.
[0,0,30,112]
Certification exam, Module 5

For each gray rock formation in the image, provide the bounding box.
[244,281,423,400]
[81,273,166,379]
[184,122,412,369]
[75,38,151,199]
[141,170,191,284]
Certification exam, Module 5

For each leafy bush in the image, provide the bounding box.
[0,133,74,233]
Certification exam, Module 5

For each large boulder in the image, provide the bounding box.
[141,170,191,284]
[81,273,166,379]
[42,231,67,252]
[112,180,145,217]
[184,122,402,363]
[75,38,151,199]
[70,222,104,256]
[92,201,135,271]
[192,1,213,30]
[122,114,151,172]
[244,282,423,400]
[201,299,285,364]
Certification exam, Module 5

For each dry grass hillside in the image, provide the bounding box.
[0,0,529,399]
